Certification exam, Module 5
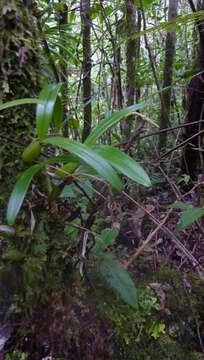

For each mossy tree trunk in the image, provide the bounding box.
[0,0,40,154]
[0,0,40,201]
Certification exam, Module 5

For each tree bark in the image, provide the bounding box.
[158,0,178,151]
[0,0,40,167]
[58,0,69,137]
[124,0,137,141]
[80,0,92,142]
[136,9,142,102]
[182,0,204,178]
[58,0,68,82]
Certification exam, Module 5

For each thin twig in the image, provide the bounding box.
[124,121,145,152]
[121,120,204,147]
[0,133,25,147]
[79,231,88,276]
[158,165,182,201]
[122,191,204,283]
[158,128,204,160]
[124,209,172,269]
[73,180,94,205]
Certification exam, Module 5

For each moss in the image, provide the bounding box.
[85,264,204,359]
[86,278,168,358]
[0,0,41,177]
[137,264,204,354]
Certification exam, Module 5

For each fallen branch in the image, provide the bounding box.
[124,209,172,269]
[122,191,204,285]
[158,128,204,160]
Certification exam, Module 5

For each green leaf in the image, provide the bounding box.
[49,40,79,65]
[85,103,146,146]
[74,179,93,199]
[125,12,204,42]
[68,117,79,130]
[148,323,166,340]
[135,0,155,8]
[93,228,119,256]
[40,154,78,166]
[93,145,151,187]
[5,249,24,262]
[104,6,113,16]
[44,137,123,191]
[56,162,79,179]
[170,201,193,210]
[7,164,42,226]
[175,207,204,233]
[0,98,41,111]
[36,83,62,140]
[98,253,137,308]
[53,95,63,132]
[60,186,75,198]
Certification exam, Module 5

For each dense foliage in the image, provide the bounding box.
[0,0,204,358]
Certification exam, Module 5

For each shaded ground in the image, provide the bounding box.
[0,164,204,359]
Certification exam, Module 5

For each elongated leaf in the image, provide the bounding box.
[98,253,137,308]
[49,40,79,64]
[85,103,146,146]
[0,98,41,111]
[93,228,119,256]
[7,165,42,226]
[44,137,123,191]
[53,95,63,132]
[36,83,62,140]
[93,145,151,187]
[50,48,70,66]
[124,12,204,41]
[175,207,204,233]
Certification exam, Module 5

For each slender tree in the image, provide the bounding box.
[57,0,69,136]
[124,0,137,141]
[58,0,68,82]
[81,0,92,142]
[158,0,178,151]
[135,9,142,102]
[99,0,123,115]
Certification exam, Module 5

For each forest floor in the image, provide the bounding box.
[0,163,204,360]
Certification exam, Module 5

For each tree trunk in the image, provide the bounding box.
[158,0,178,151]
[136,9,142,102]
[182,0,204,178]
[124,0,137,141]
[58,0,68,82]
[58,0,69,137]
[114,45,124,111]
[81,0,92,142]
[0,0,40,169]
